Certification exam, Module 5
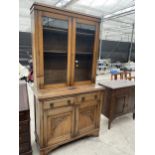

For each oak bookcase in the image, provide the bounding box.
[31,3,104,155]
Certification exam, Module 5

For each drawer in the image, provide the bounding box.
[77,92,100,103]
[19,142,30,154]
[19,120,29,133]
[44,97,75,110]
[19,132,30,144]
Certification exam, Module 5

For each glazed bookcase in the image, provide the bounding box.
[31,3,104,155]
[31,3,100,89]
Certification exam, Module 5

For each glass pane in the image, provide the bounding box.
[75,23,96,82]
[42,17,68,84]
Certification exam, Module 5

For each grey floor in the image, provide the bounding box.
[27,74,135,155]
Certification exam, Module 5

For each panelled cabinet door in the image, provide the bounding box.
[38,11,72,88]
[71,18,99,85]
[43,104,74,146]
[114,88,130,116]
[76,92,100,134]
[115,95,127,115]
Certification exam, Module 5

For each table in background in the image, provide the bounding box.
[99,80,135,129]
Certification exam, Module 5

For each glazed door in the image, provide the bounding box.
[71,19,99,85]
[43,98,75,146]
[38,11,72,88]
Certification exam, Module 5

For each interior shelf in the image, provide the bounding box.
[77,31,94,36]
[43,26,67,33]
[44,50,93,55]
[76,52,93,55]
[44,50,67,54]
[43,26,94,36]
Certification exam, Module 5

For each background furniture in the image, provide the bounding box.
[19,81,32,155]
[31,3,103,155]
[99,80,135,129]
[111,71,123,80]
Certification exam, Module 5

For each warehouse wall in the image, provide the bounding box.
[19,32,135,66]
[19,32,32,66]
[100,40,135,63]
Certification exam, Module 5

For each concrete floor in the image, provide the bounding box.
[27,74,135,155]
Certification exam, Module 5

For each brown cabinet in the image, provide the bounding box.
[31,3,103,155]
[19,81,32,155]
[34,89,103,155]
[99,80,135,129]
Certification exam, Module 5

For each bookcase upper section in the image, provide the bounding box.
[31,3,101,90]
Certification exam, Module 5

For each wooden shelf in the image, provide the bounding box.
[44,50,92,55]
[77,31,94,36]
[43,26,94,36]
[76,52,92,55]
[44,26,67,33]
[44,50,67,54]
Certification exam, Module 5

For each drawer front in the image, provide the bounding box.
[19,143,30,154]
[44,97,75,110]
[19,120,29,133]
[78,92,100,103]
[19,133,30,144]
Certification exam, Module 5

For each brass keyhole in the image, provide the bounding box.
[50,103,54,108]
[82,97,85,102]
[94,95,97,99]
[68,100,71,105]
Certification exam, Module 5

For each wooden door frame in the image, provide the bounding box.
[43,105,74,146]
[70,18,100,85]
[37,11,72,89]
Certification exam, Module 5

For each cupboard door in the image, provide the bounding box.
[76,93,100,135]
[72,19,99,84]
[114,88,130,116]
[115,95,127,115]
[43,105,74,146]
[39,12,72,88]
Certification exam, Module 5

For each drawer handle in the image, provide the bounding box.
[67,100,71,105]
[94,95,98,99]
[50,103,54,108]
[81,97,85,102]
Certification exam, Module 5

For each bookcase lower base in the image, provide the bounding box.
[36,129,99,155]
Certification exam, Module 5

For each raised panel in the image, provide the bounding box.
[78,105,96,134]
[44,105,74,146]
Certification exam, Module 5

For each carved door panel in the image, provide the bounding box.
[78,105,97,134]
[76,92,100,135]
[43,106,74,146]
